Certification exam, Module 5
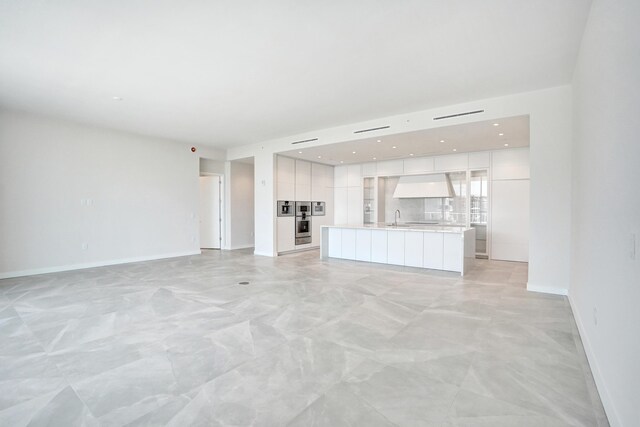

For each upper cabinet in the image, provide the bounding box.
[403,157,435,175]
[362,162,377,177]
[295,159,311,200]
[434,154,468,171]
[347,165,362,187]
[311,163,333,202]
[468,151,490,169]
[277,156,295,200]
[334,165,348,187]
[376,160,404,176]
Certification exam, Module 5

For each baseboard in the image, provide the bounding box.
[0,250,201,279]
[568,295,619,427]
[526,283,568,295]
[253,250,275,257]
[229,244,255,250]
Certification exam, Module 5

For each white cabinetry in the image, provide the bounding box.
[434,154,468,171]
[355,229,372,262]
[277,216,295,253]
[423,233,444,270]
[403,157,434,175]
[295,160,311,201]
[341,229,356,260]
[362,162,377,177]
[334,165,348,187]
[443,233,463,272]
[277,156,295,200]
[377,160,404,176]
[371,230,388,263]
[404,231,424,268]
[347,187,363,224]
[334,188,348,224]
[468,152,490,169]
[328,228,342,258]
[387,230,405,265]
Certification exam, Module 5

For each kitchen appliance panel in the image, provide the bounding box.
[277,200,294,217]
[311,201,326,216]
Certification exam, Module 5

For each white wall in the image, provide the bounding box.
[570,0,640,425]
[228,161,254,249]
[199,158,225,175]
[0,109,201,278]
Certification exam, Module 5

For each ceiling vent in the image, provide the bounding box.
[291,138,318,145]
[353,125,390,134]
[433,110,484,121]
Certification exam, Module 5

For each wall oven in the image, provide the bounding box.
[295,201,312,245]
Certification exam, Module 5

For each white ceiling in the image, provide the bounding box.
[0,1,591,148]
[280,115,529,165]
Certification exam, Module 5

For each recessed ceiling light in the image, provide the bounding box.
[377,140,381,143]
[499,133,504,136]
[452,148,457,152]
[298,151,302,154]
[392,146,397,149]
[409,153,414,156]
[493,123,499,127]
[352,151,356,154]
[112,96,123,101]
[504,143,509,147]
[373,157,377,160]
[340,161,344,164]
[317,155,322,159]
[440,140,445,143]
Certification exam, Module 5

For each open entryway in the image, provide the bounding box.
[199,175,222,249]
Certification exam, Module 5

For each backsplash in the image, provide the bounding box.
[382,173,467,225]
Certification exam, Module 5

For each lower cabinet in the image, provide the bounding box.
[341,229,357,260]
[328,228,342,258]
[404,232,424,268]
[371,230,388,263]
[443,233,463,272]
[423,232,444,269]
[355,229,372,262]
[277,216,295,253]
[387,230,405,266]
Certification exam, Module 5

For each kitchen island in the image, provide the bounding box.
[320,224,476,275]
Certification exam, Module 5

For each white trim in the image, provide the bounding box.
[526,283,568,295]
[253,250,275,257]
[0,250,201,279]
[228,244,255,250]
[568,295,618,427]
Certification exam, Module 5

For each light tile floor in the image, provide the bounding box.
[0,249,608,426]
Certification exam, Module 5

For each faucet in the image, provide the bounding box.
[394,209,401,226]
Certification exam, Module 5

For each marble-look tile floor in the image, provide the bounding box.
[0,249,608,426]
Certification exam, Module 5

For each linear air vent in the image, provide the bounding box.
[353,125,390,134]
[291,138,318,145]
[433,110,484,121]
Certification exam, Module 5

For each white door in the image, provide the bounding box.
[199,176,221,249]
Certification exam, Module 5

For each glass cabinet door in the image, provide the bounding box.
[363,177,375,224]
[470,170,489,257]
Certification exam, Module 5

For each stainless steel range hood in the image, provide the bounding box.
[392,173,455,198]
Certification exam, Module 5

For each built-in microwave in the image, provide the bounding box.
[311,201,325,216]
[277,200,294,217]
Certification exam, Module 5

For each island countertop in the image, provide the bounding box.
[322,223,471,233]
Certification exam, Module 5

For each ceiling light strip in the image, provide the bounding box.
[291,138,319,145]
[433,110,484,121]
[353,125,390,134]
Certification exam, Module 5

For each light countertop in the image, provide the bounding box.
[322,223,471,233]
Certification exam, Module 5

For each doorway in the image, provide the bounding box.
[199,175,222,249]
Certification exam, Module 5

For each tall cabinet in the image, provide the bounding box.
[276,156,333,254]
